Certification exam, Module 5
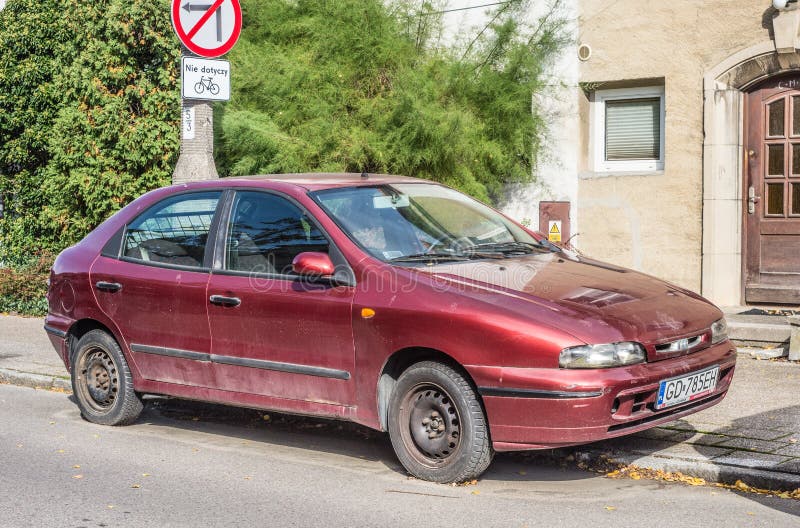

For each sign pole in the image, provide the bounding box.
[173,50,218,183]
[170,0,242,184]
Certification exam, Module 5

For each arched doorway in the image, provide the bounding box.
[702,42,800,306]
[743,75,800,303]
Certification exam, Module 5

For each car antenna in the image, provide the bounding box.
[361,171,369,180]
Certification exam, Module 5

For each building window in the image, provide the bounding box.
[592,86,665,173]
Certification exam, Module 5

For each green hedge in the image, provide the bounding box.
[0,0,565,266]
[0,254,52,316]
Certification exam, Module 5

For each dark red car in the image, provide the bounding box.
[45,174,736,483]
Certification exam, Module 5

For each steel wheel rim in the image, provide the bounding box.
[76,347,119,412]
[399,382,462,467]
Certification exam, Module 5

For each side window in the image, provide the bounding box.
[226,191,329,275]
[123,191,221,268]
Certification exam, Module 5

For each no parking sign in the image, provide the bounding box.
[171,0,242,58]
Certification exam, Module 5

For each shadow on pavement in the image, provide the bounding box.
[71,396,597,484]
[690,405,800,517]
[579,406,800,516]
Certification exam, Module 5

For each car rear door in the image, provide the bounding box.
[205,189,356,408]
[90,190,224,388]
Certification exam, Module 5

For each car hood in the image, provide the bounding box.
[415,251,722,353]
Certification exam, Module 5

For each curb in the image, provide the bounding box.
[0,368,71,392]
[576,447,800,492]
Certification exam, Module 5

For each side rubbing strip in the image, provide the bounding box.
[478,387,603,399]
[130,344,350,380]
[130,344,211,362]
[44,325,67,338]
[210,354,351,380]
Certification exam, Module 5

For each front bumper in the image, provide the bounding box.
[467,341,736,452]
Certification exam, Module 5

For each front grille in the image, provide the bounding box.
[655,334,705,354]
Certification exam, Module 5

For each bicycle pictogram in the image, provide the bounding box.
[193,76,220,96]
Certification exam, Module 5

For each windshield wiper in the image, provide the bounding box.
[388,253,471,263]
[468,241,552,254]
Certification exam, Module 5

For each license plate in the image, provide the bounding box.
[656,366,719,410]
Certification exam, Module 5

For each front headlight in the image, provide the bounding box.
[710,318,728,344]
[559,342,646,369]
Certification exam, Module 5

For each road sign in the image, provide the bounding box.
[182,57,231,101]
[171,0,242,58]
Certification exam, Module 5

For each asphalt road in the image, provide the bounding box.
[0,384,797,528]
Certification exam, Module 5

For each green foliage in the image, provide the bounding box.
[0,0,180,262]
[217,0,566,202]
[0,253,52,316]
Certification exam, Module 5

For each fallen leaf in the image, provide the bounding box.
[471,490,480,495]
[243,476,252,480]
[72,474,83,479]
[518,470,527,476]
[262,414,271,422]
[191,417,200,421]
[55,449,65,454]
[107,505,115,510]
[131,484,141,489]
[92,434,100,439]
[49,421,55,425]
[72,465,81,469]
[142,473,150,477]
[605,506,616,511]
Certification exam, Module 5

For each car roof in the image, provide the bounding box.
[173,173,433,192]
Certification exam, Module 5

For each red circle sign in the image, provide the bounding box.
[171,0,242,58]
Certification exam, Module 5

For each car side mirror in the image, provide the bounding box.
[292,252,335,278]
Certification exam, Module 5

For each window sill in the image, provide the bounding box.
[579,170,665,180]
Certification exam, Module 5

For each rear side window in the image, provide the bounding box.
[123,191,221,268]
[225,191,329,275]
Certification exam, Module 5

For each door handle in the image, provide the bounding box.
[95,281,122,293]
[209,295,241,307]
[748,186,761,215]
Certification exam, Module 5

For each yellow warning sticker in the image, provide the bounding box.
[548,220,562,243]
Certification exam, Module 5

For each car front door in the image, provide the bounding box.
[90,190,224,388]
[206,190,356,408]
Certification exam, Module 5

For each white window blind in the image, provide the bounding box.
[605,98,661,161]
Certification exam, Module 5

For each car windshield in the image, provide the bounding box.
[311,183,550,263]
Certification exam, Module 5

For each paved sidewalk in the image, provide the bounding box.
[575,356,800,490]
[0,315,69,391]
[1,315,798,490]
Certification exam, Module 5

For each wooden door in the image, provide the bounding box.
[744,77,800,304]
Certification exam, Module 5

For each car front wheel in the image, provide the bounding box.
[71,329,143,426]
[388,361,493,483]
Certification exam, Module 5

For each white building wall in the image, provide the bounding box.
[437,1,580,237]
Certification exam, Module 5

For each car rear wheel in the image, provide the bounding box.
[388,361,493,483]
[71,329,142,426]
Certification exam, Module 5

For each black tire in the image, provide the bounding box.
[71,329,142,426]
[388,361,493,483]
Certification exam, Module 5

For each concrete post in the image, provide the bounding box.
[173,99,218,183]
[173,48,218,184]
[788,315,800,361]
